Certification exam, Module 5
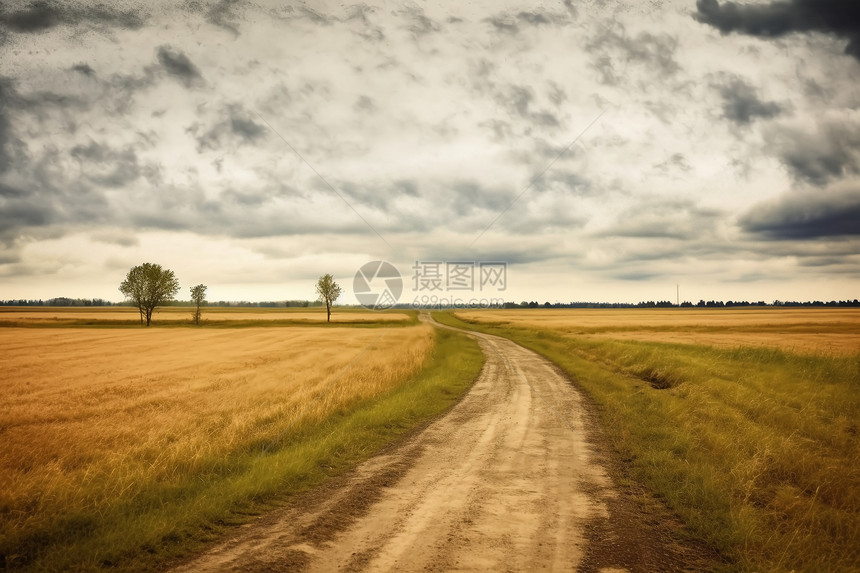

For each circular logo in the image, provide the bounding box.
[354,260,403,310]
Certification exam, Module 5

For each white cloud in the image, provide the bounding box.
[0,0,858,302]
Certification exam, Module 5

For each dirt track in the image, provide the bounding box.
[172,317,714,572]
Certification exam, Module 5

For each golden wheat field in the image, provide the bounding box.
[0,306,409,324]
[0,324,433,558]
[455,308,860,355]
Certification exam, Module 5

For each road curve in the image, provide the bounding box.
[172,315,619,572]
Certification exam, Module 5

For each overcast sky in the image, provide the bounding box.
[1,0,859,304]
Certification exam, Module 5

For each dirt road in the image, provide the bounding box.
[172,318,711,572]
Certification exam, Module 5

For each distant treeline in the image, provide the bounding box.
[0,298,324,308]
[0,297,117,307]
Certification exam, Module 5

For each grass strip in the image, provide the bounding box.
[434,311,860,572]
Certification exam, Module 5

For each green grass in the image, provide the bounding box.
[1,326,483,572]
[434,312,860,572]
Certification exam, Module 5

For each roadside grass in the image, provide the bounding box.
[0,325,483,572]
[434,312,860,572]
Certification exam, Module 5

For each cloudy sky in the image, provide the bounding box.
[1,0,859,305]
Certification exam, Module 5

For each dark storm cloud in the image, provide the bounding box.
[0,1,61,32]
[139,189,373,238]
[653,153,692,173]
[298,5,335,26]
[353,95,375,113]
[330,178,518,233]
[486,9,568,35]
[392,179,419,197]
[496,85,560,129]
[587,25,680,85]
[337,181,393,212]
[69,140,142,188]
[191,104,266,151]
[0,200,50,233]
[546,81,566,107]
[0,0,144,33]
[597,200,722,240]
[0,148,112,242]
[715,75,783,125]
[205,0,242,36]
[0,79,77,174]
[397,4,439,37]
[531,170,592,196]
[797,256,854,268]
[694,0,860,61]
[0,182,26,198]
[451,180,515,216]
[155,45,204,88]
[0,78,16,174]
[182,0,245,36]
[766,120,860,185]
[70,63,95,76]
[503,204,587,236]
[344,4,384,42]
[0,179,47,245]
[741,183,860,239]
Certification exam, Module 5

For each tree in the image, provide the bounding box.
[190,284,207,325]
[315,273,342,323]
[119,263,180,327]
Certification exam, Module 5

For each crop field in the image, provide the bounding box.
[0,316,484,571]
[455,307,860,355]
[442,308,860,572]
[0,306,410,326]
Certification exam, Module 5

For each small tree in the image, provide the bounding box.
[190,284,207,325]
[315,273,342,323]
[119,262,180,327]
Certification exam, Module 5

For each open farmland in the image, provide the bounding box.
[440,308,860,571]
[0,320,484,571]
[455,307,860,355]
[0,306,410,327]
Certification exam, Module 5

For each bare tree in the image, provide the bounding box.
[119,263,180,327]
[190,284,207,325]
[315,273,342,323]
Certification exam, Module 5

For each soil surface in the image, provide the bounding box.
[171,316,722,572]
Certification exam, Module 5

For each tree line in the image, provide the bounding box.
[0,299,327,307]
[114,262,341,326]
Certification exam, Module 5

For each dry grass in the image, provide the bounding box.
[456,308,860,355]
[0,325,434,569]
[0,306,409,324]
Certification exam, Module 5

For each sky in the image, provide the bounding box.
[1,0,859,305]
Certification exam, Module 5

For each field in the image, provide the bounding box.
[442,308,860,572]
[455,307,860,355]
[0,306,411,326]
[0,312,484,571]
[4,306,857,571]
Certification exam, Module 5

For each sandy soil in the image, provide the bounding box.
[171,316,719,572]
